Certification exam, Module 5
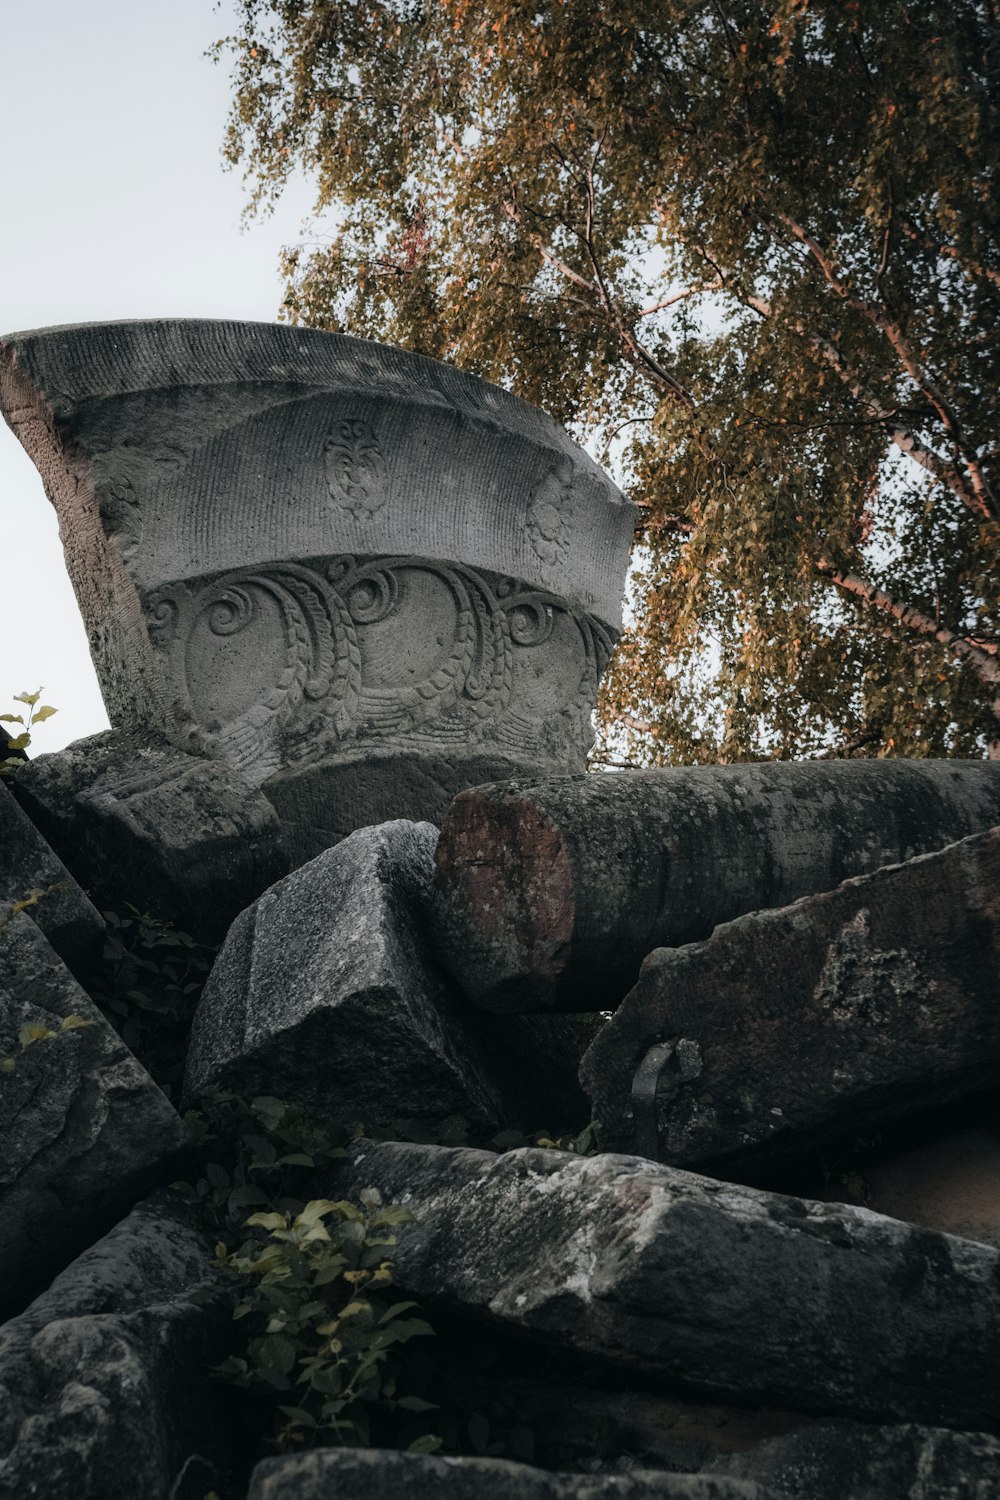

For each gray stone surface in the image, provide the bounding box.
[0,913,190,1317]
[0,779,104,972]
[332,1140,1000,1432]
[429,760,1000,1012]
[11,728,289,943]
[581,826,1000,1178]
[248,1449,780,1500]
[0,1192,230,1500]
[827,1123,1000,1248]
[183,820,586,1132]
[0,320,632,854]
[706,1419,1000,1500]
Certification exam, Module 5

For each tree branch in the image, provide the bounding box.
[814,554,1000,694]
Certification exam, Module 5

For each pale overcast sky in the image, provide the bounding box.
[0,0,316,750]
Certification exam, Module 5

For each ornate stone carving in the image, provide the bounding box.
[0,318,632,856]
[323,416,388,522]
[147,555,614,785]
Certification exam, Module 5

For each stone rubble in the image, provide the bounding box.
[4,316,1000,1499]
[0,913,190,1318]
[0,780,104,974]
[331,1138,1000,1433]
[581,825,1000,1179]
[428,761,1000,1012]
[183,819,586,1132]
[0,1193,231,1500]
[11,729,290,943]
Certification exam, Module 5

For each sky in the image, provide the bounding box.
[0,0,316,751]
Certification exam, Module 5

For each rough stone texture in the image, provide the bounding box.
[332,1140,1000,1432]
[0,320,632,856]
[11,729,289,942]
[0,1192,231,1500]
[0,913,190,1317]
[829,1124,1000,1248]
[581,826,1000,1178]
[183,820,586,1131]
[705,1419,1000,1500]
[247,1449,780,1500]
[428,761,1000,1012]
[0,779,104,972]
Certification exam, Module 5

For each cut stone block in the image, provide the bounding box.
[332,1140,1000,1433]
[0,1192,230,1500]
[581,826,1000,1178]
[0,319,632,859]
[247,1449,780,1500]
[11,729,290,943]
[0,779,104,972]
[706,1418,1000,1500]
[428,761,1000,1012]
[0,913,190,1317]
[183,820,586,1132]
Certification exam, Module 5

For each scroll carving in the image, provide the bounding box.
[147,555,615,783]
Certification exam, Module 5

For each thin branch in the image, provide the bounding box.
[814,554,1000,693]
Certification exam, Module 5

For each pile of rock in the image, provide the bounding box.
[3,320,1000,1500]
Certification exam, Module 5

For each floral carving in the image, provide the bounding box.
[323,417,388,522]
[527,459,574,579]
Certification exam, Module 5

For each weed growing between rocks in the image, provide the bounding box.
[174,1091,602,1475]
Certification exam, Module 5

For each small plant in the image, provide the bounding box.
[214,1192,437,1450]
[177,1092,440,1456]
[0,688,57,777]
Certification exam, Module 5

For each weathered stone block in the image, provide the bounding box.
[332,1140,1000,1432]
[0,320,632,857]
[428,761,1000,1012]
[582,826,1000,1178]
[0,913,190,1317]
[706,1419,1000,1500]
[183,820,586,1132]
[0,1193,230,1500]
[247,1448,779,1500]
[0,779,104,972]
[11,729,289,943]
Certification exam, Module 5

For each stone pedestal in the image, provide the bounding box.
[0,320,631,859]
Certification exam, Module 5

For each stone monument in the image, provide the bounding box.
[0,320,633,860]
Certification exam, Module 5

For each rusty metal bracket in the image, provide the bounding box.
[631,1041,675,1161]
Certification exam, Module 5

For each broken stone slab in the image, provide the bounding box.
[705,1418,1000,1500]
[0,912,190,1318]
[247,1448,781,1500]
[331,1140,1000,1433]
[0,319,632,860]
[581,825,1000,1179]
[183,820,586,1133]
[428,760,1000,1012]
[11,728,289,943]
[0,1192,231,1500]
[0,779,104,972]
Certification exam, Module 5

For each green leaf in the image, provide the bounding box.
[407,1434,444,1455]
[0,714,24,725]
[18,1022,55,1047]
[31,705,57,722]
[13,690,40,706]
[246,1211,288,1232]
[395,1395,438,1412]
